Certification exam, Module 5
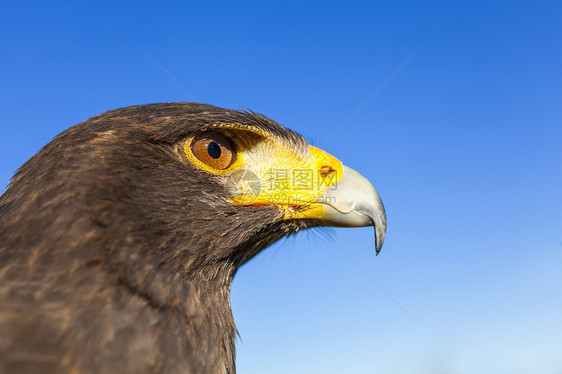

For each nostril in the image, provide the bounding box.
[319,166,335,178]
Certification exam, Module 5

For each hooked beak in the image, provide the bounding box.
[317,165,386,254]
[228,143,387,254]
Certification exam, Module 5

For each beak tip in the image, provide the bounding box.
[374,232,383,255]
[373,214,386,256]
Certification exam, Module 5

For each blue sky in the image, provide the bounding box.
[1,1,561,373]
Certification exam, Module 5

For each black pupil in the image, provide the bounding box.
[208,141,222,159]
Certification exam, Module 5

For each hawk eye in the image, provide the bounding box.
[191,132,235,170]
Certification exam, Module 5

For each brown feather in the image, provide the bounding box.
[0,103,317,374]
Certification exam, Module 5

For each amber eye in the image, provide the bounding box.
[191,132,235,170]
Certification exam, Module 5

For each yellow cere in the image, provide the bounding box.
[229,143,343,219]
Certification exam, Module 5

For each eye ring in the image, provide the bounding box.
[190,131,235,170]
